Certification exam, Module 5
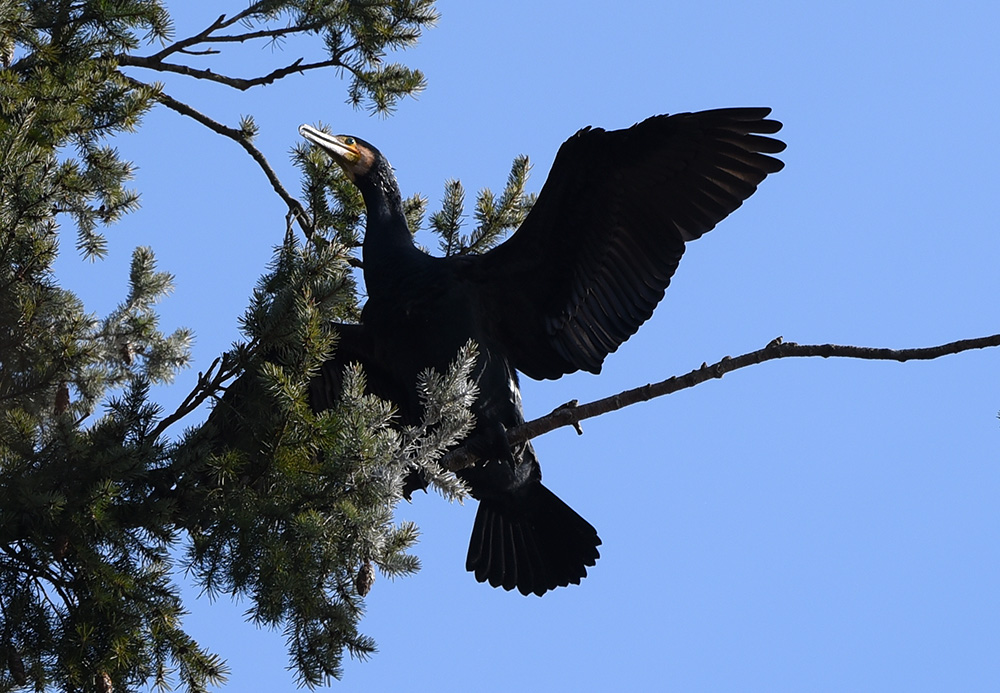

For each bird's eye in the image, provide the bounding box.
[344,136,356,146]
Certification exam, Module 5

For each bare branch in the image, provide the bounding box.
[120,76,314,239]
[244,57,347,88]
[197,22,327,46]
[147,13,228,62]
[148,349,256,440]
[145,6,270,63]
[118,53,347,91]
[440,333,1000,472]
[150,358,225,440]
[176,48,220,57]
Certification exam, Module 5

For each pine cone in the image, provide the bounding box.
[355,561,375,597]
[52,533,70,560]
[54,382,70,415]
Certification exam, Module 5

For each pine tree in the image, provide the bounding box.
[0,1,502,690]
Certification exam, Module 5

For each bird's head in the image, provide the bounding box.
[298,124,380,182]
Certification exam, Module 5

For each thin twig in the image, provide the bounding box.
[121,76,314,239]
[147,13,228,62]
[149,356,243,440]
[177,48,220,57]
[145,7,264,62]
[149,358,221,439]
[440,333,1000,472]
[196,22,327,46]
[117,54,345,91]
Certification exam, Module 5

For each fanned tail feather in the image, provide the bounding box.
[466,482,601,596]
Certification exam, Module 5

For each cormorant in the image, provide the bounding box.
[300,108,785,596]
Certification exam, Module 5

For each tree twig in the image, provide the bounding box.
[146,13,228,62]
[143,8,263,63]
[121,76,314,239]
[117,54,345,91]
[192,22,327,47]
[440,333,1000,472]
[149,358,223,440]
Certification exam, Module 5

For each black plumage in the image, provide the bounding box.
[301,108,785,596]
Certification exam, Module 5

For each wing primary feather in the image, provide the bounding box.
[572,299,619,355]
[589,275,640,338]
[715,132,788,155]
[478,107,784,379]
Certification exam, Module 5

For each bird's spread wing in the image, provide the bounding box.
[476,107,785,380]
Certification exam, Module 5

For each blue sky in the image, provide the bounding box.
[54,1,1000,690]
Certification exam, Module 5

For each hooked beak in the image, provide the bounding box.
[298,124,361,165]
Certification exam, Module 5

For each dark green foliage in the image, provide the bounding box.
[177,230,478,685]
[0,1,441,690]
[0,3,206,689]
[114,0,439,116]
[177,238,401,685]
[0,0,159,261]
[0,1,535,689]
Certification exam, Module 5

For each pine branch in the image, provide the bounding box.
[467,155,531,254]
[440,333,1000,472]
[176,47,220,56]
[121,76,314,239]
[145,12,229,61]
[431,180,464,256]
[191,23,329,47]
[118,54,345,91]
[141,8,270,63]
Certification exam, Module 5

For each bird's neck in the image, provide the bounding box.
[360,180,423,294]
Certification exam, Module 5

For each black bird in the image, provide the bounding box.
[300,108,785,596]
